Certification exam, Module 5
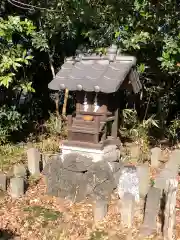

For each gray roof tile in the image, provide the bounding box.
[48,46,142,93]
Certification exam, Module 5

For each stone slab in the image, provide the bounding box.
[61,144,120,162]
[121,192,135,228]
[140,187,161,236]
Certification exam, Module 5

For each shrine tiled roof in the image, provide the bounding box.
[48,45,142,93]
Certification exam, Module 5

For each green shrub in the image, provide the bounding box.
[43,113,67,138]
[120,109,159,157]
[167,119,180,144]
[0,105,26,143]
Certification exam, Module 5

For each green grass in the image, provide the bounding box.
[0,135,60,171]
[89,230,108,240]
[0,144,25,171]
[24,205,63,221]
[34,136,60,153]
[0,114,67,171]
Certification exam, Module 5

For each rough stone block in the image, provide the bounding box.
[27,148,40,175]
[0,173,6,191]
[140,187,161,236]
[137,164,150,198]
[63,153,92,172]
[42,154,51,169]
[121,192,135,228]
[43,154,60,169]
[43,152,122,203]
[13,164,27,178]
[93,199,108,222]
[151,147,161,168]
[10,177,24,198]
[108,160,123,173]
[103,145,120,162]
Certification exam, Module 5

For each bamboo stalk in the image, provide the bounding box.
[48,51,68,121]
[62,88,69,118]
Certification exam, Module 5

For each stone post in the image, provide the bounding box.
[121,192,135,228]
[150,147,161,168]
[137,164,150,198]
[140,187,161,237]
[93,199,108,223]
[10,177,24,198]
[0,173,6,191]
[155,149,180,191]
[27,148,40,175]
[163,179,178,240]
[13,164,27,178]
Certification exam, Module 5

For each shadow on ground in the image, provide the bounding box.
[0,229,18,240]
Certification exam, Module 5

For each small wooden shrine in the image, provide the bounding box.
[48,45,142,155]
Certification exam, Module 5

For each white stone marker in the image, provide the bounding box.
[10,177,24,198]
[118,166,139,203]
[27,148,40,175]
[151,147,161,168]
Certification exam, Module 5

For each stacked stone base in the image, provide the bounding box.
[43,147,123,203]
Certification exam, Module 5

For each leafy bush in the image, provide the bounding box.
[120,109,159,153]
[43,113,67,137]
[167,119,180,145]
[0,105,26,143]
[0,16,48,91]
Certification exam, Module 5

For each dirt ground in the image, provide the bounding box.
[0,174,179,240]
[0,146,179,240]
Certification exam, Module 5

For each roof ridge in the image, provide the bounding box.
[65,54,136,65]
